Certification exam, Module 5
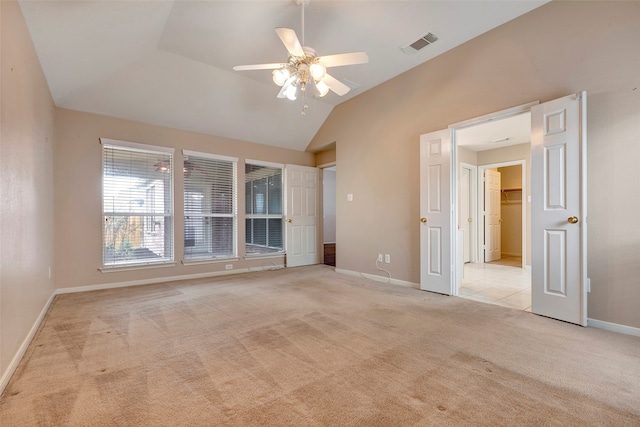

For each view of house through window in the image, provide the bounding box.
[245,162,284,255]
[183,151,237,261]
[102,140,174,267]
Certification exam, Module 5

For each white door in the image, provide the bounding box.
[285,165,320,267]
[531,92,587,326]
[484,169,501,262]
[460,167,471,263]
[419,129,453,294]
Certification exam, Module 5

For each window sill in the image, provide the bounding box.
[99,262,176,273]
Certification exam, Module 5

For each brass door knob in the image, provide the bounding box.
[467,218,472,223]
[420,217,427,223]
[287,218,292,223]
[567,216,579,224]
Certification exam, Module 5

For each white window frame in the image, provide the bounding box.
[245,160,285,257]
[100,138,175,270]
[182,150,238,263]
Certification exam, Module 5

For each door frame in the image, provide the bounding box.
[476,160,527,268]
[449,101,538,293]
[459,162,477,264]
[318,162,337,267]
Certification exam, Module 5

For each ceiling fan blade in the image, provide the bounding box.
[232,63,284,71]
[275,27,305,58]
[323,74,350,96]
[318,52,369,68]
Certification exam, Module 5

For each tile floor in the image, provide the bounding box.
[458,256,532,311]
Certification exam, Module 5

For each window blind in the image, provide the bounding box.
[183,152,237,261]
[102,143,174,267]
[245,163,283,256]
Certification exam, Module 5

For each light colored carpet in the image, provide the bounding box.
[1,265,639,426]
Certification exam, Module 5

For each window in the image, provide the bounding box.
[245,161,284,256]
[183,151,237,261]
[101,139,174,268]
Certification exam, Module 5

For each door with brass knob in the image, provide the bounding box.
[531,91,587,326]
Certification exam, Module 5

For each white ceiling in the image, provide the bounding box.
[457,112,531,152]
[19,0,548,151]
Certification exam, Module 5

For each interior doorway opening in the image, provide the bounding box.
[455,113,532,311]
[322,166,336,266]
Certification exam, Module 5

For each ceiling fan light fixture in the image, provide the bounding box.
[283,79,298,100]
[272,68,290,86]
[315,80,329,97]
[310,61,326,81]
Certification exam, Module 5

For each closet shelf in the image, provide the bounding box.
[501,188,522,193]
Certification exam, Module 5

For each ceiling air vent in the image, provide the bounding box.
[401,32,438,55]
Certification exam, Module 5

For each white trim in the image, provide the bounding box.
[99,138,175,154]
[245,159,284,169]
[317,161,336,169]
[336,268,419,289]
[587,318,640,337]
[57,265,286,295]
[0,293,56,395]
[182,150,238,163]
[459,162,477,264]
[449,101,539,131]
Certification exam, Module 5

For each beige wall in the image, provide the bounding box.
[54,109,314,289]
[458,147,478,166]
[314,146,336,166]
[0,1,56,377]
[308,1,640,328]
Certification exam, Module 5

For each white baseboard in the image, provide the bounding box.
[56,264,285,295]
[335,268,419,289]
[587,318,640,337]
[0,292,57,395]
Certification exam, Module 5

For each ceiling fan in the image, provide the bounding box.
[232,0,368,115]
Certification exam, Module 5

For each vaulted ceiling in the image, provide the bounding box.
[19,0,548,151]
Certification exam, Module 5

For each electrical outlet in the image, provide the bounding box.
[377,254,383,262]
[385,254,391,264]
[225,264,233,270]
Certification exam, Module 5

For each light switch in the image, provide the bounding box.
[347,193,353,202]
